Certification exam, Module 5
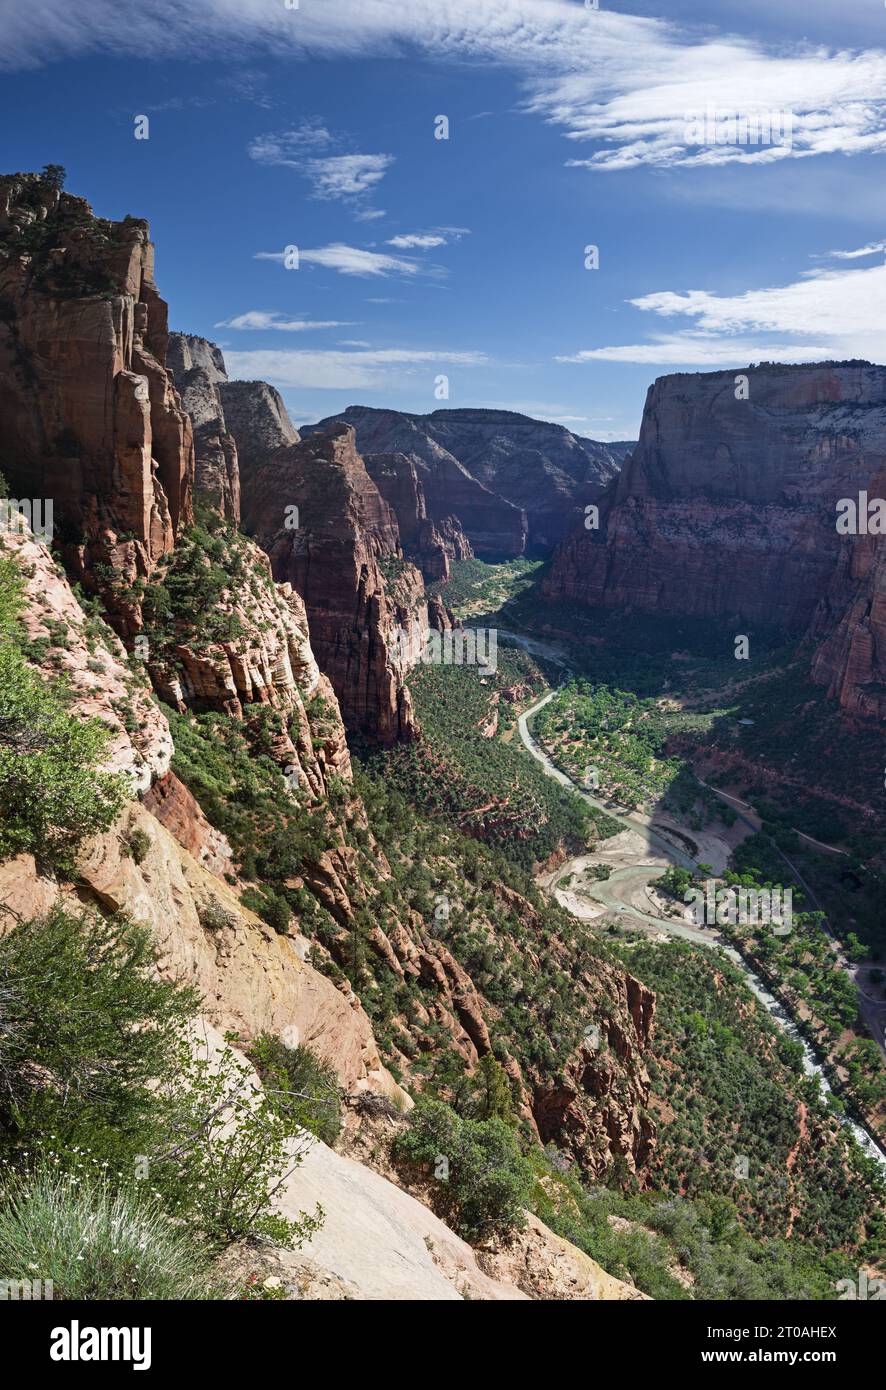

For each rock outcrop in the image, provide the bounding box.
[167,333,240,523]
[303,406,529,558]
[0,173,194,632]
[810,465,886,721]
[364,450,472,583]
[305,405,631,554]
[544,362,886,635]
[218,377,300,477]
[242,423,452,744]
[0,526,172,795]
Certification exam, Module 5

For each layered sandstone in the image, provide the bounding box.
[544,362,886,633]
[219,377,300,477]
[364,450,472,582]
[167,333,240,523]
[810,466,886,721]
[0,173,194,631]
[242,424,452,744]
[303,406,528,558]
[306,405,631,554]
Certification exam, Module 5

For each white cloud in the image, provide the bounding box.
[248,120,392,213]
[385,229,469,249]
[216,310,352,331]
[224,346,490,390]
[558,337,835,367]
[5,1,886,172]
[557,259,886,366]
[255,243,427,278]
[386,234,446,250]
[822,241,886,260]
[305,153,393,199]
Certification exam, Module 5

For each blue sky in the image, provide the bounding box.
[1,0,884,438]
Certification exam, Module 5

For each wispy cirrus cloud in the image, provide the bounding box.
[820,241,886,260]
[224,346,489,391]
[248,118,392,214]
[255,243,432,278]
[557,259,886,366]
[4,2,886,173]
[216,310,353,331]
[386,228,470,250]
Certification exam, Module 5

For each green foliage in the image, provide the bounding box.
[124,826,152,865]
[394,1096,533,1240]
[609,937,886,1261]
[428,556,543,617]
[0,905,321,1256]
[150,1043,323,1251]
[249,1034,342,1146]
[0,551,127,869]
[372,648,601,870]
[0,905,198,1163]
[0,1166,219,1300]
[472,1053,515,1123]
[40,164,66,191]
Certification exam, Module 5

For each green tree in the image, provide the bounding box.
[0,554,127,868]
[40,164,66,191]
[472,1053,514,1124]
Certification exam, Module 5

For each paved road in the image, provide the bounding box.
[515,683,886,1167]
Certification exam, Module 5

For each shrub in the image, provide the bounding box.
[0,905,198,1165]
[248,1034,342,1146]
[0,1167,218,1300]
[125,826,152,865]
[199,895,238,931]
[0,553,127,868]
[393,1096,533,1241]
[150,1043,323,1250]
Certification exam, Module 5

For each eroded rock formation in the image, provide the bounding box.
[0,173,194,632]
[242,423,452,744]
[167,333,240,523]
[544,362,886,638]
[306,404,631,554]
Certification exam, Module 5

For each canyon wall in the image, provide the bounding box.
[305,405,631,553]
[544,363,886,665]
[304,406,529,558]
[0,174,194,634]
[241,423,452,744]
[167,332,240,523]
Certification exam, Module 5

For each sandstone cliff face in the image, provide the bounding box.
[0,533,399,1102]
[167,333,240,523]
[544,362,886,633]
[364,450,473,582]
[219,377,300,477]
[148,531,352,794]
[0,527,172,795]
[810,465,886,721]
[304,406,528,558]
[306,405,631,554]
[0,174,194,632]
[242,424,451,744]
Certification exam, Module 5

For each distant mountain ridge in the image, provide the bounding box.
[302,405,634,555]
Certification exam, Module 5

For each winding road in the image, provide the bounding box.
[513,679,886,1171]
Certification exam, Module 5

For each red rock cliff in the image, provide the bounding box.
[544,362,886,634]
[0,173,194,631]
[242,424,451,744]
